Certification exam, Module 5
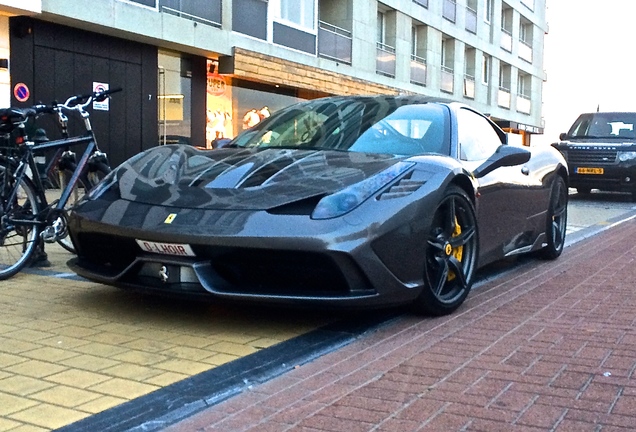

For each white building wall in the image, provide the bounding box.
[35,0,546,128]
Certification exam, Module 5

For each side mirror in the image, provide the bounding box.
[473,145,531,178]
[559,132,568,140]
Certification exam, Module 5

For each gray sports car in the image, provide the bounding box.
[67,95,568,316]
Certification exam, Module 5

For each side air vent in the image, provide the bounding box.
[377,178,425,200]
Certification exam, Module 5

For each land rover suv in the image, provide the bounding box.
[552,112,636,198]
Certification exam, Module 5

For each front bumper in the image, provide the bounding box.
[66,201,432,308]
[568,163,636,193]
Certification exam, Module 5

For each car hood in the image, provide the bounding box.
[105,145,407,210]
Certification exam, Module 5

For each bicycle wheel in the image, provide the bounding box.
[49,168,90,253]
[0,164,41,279]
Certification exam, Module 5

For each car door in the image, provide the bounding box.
[456,107,532,265]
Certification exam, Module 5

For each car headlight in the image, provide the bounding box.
[311,161,415,219]
[618,151,636,162]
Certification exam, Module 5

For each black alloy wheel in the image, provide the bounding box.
[540,175,568,260]
[413,185,478,316]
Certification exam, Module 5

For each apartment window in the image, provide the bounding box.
[466,0,477,33]
[484,0,493,23]
[441,36,455,93]
[482,54,491,85]
[498,62,512,108]
[464,47,476,98]
[517,72,531,113]
[501,3,513,33]
[376,9,396,77]
[443,0,457,23]
[518,72,530,96]
[413,0,428,8]
[272,0,316,31]
[411,24,427,85]
[499,63,511,89]
[519,18,534,62]
[377,11,386,43]
[520,20,533,44]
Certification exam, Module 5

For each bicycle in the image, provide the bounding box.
[30,102,112,253]
[0,87,121,279]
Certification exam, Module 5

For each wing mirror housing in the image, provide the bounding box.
[473,145,531,178]
[559,132,568,140]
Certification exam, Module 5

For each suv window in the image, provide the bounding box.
[567,112,636,139]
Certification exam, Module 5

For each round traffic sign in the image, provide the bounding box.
[13,83,30,103]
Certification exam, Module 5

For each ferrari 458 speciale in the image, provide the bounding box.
[67,95,568,315]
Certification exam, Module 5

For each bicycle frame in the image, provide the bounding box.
[9,133,95,226]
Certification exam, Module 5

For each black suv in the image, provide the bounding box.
[552,112,636,198]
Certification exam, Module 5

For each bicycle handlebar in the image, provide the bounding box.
[63,87,123,109]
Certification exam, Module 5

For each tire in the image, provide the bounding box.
[0,164,41,280]
[540,175,568,260]
[412,185,478,316]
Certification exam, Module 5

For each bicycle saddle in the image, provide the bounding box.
[0,108,26,133]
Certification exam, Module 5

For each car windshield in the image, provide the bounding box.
[230,98,449,156]
[567,112,636,139]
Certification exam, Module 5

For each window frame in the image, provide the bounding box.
[270,0,318,33]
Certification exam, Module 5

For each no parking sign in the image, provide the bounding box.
[93,82,109,111]
[13,83,30,103]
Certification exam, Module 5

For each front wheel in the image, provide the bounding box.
[0,165,41,280]
[540,175,568,260]
[412,186,478,316]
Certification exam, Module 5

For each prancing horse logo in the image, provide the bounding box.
[159,265,169,283]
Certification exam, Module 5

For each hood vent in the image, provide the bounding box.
[377,176,425,200]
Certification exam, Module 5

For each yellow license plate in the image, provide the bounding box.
[577,167,604,174]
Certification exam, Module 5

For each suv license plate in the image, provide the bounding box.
[577,167,604,174]
[136,240,196,257]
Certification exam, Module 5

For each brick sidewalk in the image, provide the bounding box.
[164,218,636,431]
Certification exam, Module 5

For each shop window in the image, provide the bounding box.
[158,51,192,146]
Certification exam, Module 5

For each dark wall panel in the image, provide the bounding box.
[9,17,158,167]
[233,0,267,40]
[273,22,316,55]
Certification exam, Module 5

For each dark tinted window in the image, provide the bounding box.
[568,112,636,139]
[232,98,449,156]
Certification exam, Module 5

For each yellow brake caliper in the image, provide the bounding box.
[447,217,463,281]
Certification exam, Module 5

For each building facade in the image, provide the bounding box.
[0,0,547,166]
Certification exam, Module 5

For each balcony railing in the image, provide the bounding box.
[376,42,396,77]
[517,94,531,114]
[410,55,427,86]
[443,0,457,23]
[160,0,221,26]
[441,66,454,93]
[465,6,477,33]
[413,0,428,7]
[500,28,512,52]
[318,21,352,64]
[464,74,475,98]
[519,40,533,63]
[498,87,511,108]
